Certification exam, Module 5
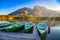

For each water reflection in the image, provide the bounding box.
[41,26,60,40]
[48,27,50,34]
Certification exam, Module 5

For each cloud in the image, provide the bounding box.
[48,0,60,10]
[55,6,60,10]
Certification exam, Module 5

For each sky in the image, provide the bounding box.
[0,0,60,15]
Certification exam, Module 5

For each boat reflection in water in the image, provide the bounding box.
[48,27,50,34]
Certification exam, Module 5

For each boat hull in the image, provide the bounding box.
[38,30,47,38]
[5,24,24,32]
[25,27,33,33]
[0,24,12,28]
[24,22,34,33]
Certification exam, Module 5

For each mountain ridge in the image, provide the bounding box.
[8,5,60,17]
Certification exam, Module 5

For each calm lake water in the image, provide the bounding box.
[42,25,60,40]
[0,21,60,40]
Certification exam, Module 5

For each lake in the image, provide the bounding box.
[0,21,60,40]
[42,25,60,40]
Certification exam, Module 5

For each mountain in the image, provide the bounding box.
[33,5,59,17]
[56,10,60,13]
[9,5,60,17]
[9,7,34,15]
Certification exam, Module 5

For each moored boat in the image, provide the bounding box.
[37,23,48,38]
[24,22,34,33]
[5,22,24,32]
[0,23,13,28]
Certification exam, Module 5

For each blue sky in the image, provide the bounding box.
[0,0,60,15]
